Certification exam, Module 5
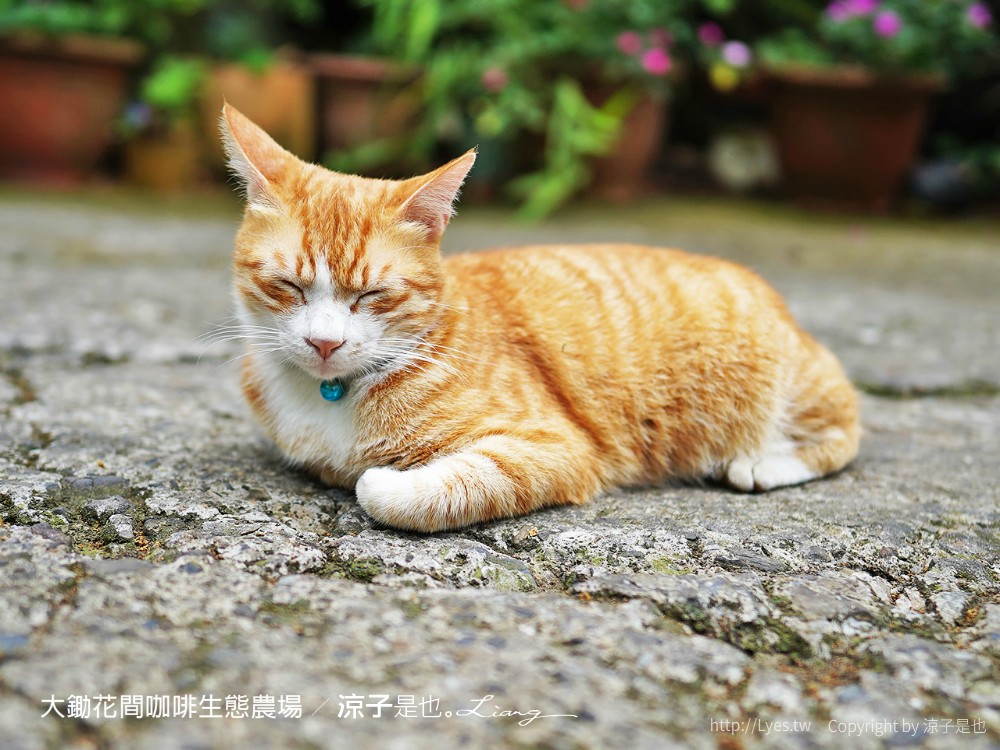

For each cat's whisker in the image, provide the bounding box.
[212,345,287,373]
[420,343,492,368]
[378,351,461,380]
[198,315,245,331]
[210,324,281,333]
[196,338,283,355]
[198,333,281,345]
[195,333,279,365]
[196,326,283,345]
[379,334,488,366]
[367,343,461,379]
[202,324,283,335]
[427,300,471,315]
[200,333,284,345]
[374,337,483,377]
[197,324,284,340]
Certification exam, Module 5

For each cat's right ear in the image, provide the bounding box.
[219,103,292,209]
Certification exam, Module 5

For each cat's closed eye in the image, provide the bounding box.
[356,289,386,303]
[350,288,389,314]
[278,280,306,303]
[254,277,305,306]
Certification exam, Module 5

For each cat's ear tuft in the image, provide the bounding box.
[398,149,477,240]
[219,103,294,208]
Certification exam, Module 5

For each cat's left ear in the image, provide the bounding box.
[398,149,477,240]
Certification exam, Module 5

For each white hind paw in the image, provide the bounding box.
[725,455,817,492]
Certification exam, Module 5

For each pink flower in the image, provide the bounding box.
[641,47,672,76]
[698,22,724,47]
[649,27,673,49]
[562,0,587,9]
[872,9,902,37]
[968,2,992,28]
[827,0,879,21]
[847,0,878,14]
[827,1,848,21]
[481,66,508,93]
[616,30,643,56]
[721,40,752,68]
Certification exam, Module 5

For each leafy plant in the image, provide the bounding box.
[143,56,206,113]
[118,55,208,138]
[0,0,131,37]
[508,81,637,221]
[755,0,996,78]
[201,0,320,68]
[0,0,217,48]
[936,136,1000,196]
[353,0,718,218]
[0,0,319,53]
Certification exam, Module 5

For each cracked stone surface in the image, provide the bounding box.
[1,190,998,749]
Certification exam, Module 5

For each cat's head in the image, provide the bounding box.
[219,104,475,383]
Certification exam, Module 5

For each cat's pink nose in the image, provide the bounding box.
[306,338,344,360]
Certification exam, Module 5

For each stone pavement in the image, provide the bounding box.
[1,189,998,750]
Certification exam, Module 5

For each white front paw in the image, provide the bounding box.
[725,454,816,492]
[750,455,814,491]
[355,467,417,527]
[725,458,755,492]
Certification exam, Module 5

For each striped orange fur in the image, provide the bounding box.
[220,104,860,532]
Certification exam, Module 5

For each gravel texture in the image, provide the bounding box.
[1,190,998,749]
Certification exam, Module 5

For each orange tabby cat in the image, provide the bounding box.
[220,104,859,533]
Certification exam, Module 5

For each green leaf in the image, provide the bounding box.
[405,0,441,62]
[701,0,735,16]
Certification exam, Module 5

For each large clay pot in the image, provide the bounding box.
[199,57,315,170]
[124,122,203,191]
[586,86,669,203]
[310,54,419,175]
[765,65,943,213]
[0,33,142,184]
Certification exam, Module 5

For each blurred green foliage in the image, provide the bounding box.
[507,82,637,221]
[4,0,995,207]
[140,55,206,116]
[0,0,210,47]
[356,0,725,218]
[0,0,320,57]
[938,135,1000,194]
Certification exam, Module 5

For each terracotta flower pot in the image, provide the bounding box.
[585,84,669,203]
[765,65,943,213]
[0,33,142,184]
[124,123,203,191]
[310,54,419,174]
[199,57,315,171]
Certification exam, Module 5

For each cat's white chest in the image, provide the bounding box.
[254,355,359,473]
